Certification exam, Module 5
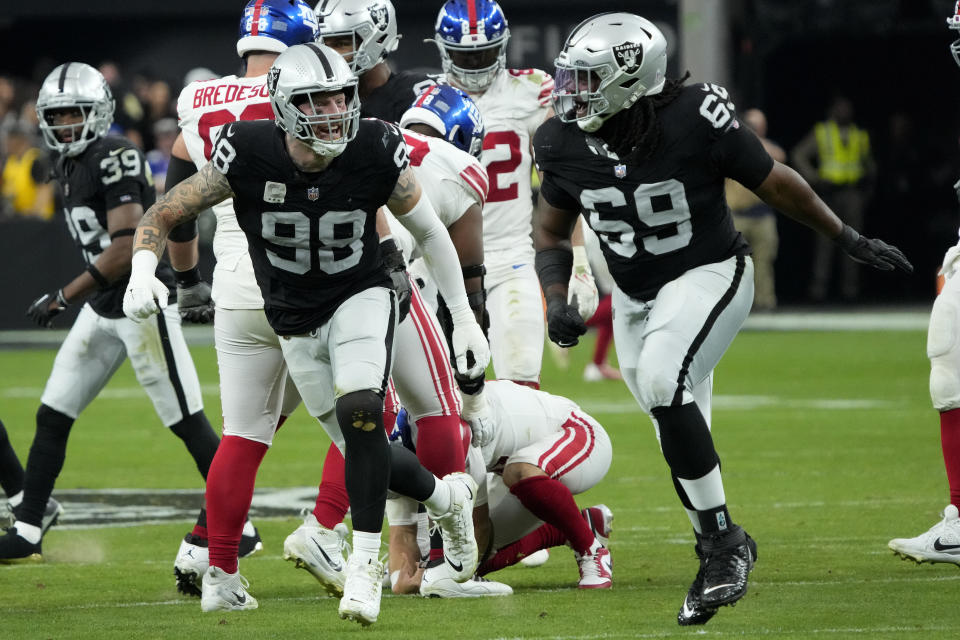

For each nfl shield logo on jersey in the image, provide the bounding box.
[307,186,319,201]
[614,164,627,178]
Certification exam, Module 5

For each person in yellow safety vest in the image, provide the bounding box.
[725,109,786,312]
[792,96,876,302]
[1,124,54,220]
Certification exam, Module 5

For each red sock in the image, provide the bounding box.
[587,296,613,366]
[191,508,208,539]
[478,522,567,575]
[509,475,595,554]
[512,380,540,390]
[941,408,960,507]
[415,415,466,477]
[314,443,350,529]
[207,435,267,574]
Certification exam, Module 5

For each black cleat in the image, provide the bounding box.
[12,497,63,536]
[698,526,757,609]
[0,527,43,564]
[239,523,263,558]
[677,541,717,626]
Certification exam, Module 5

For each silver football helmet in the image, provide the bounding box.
[315,0,399,74]
[36,62,114,157]
[553,12,667,132]
[268,43,360,158]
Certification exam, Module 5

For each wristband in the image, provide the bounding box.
[535,247,573,290]
[56,289,70,307]
[174,265,202,287]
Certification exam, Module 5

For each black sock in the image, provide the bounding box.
[337,391,390,533]
[0,419,25,498]
[652,403,719,480]
[387,443,437,502]
[698,505,733,535]
[19,405,73,527]
[169,411,220,479]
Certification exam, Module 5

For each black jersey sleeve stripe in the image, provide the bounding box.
[305,43,334,81]
[58,63,71,92]
[670,254,746,407]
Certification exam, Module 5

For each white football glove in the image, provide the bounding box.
[568,245,599,322]
[123,251,169,322]
[449,304,490,379]
[460,386,494,448]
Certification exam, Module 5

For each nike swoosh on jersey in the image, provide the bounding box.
[702,584,736,595]
[109,148,124,156]
[933,538,960,551]
[313,539,343,571]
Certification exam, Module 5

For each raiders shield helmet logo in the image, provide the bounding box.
[369,2,388,29]
[267,66,281,97]
[612,42,643,74]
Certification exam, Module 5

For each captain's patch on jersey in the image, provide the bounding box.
[264,181,287,203]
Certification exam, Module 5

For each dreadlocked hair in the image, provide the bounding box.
[598,71,691,163]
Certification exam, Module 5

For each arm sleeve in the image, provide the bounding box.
[165,154,198,190]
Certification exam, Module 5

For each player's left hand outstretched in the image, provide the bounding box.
[26,291,67,328]
[834,224,913,274]
[123,251,169,322]
[450,305,490,379]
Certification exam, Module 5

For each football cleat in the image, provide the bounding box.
[698,525,757,609]
[421,563,513,598]
[283,512,351,597]
[519,548,550,567]
[889,504,960,565]
[338,554,384,626]
[425,472,479,582]
[0,527,42,564]
[581,504,614,547]
[11,497,63,537]
[239,521,263,558]
[575,539,612,589]
[174,533,209,597]
[200,566,258,612]
[678,541,715,626]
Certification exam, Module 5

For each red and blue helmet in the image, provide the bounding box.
[401,84,485,157]
[433,0,510,93]
[237,0,320,58]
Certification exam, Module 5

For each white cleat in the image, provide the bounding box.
[581,504,614,547]
[174,533,209,597]
[338,554,384,626]
[889,504,960,565]
[421,563,512,598]
[575,539,612,589]
[519,548,550,567]
[283,513,350,597]
[425,472,478,582]
[200,566,258,612]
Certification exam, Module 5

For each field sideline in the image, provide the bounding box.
[1,320,955,639]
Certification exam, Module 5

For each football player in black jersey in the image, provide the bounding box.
[0,63,221,564]
[532,13,913,626]
[315,0,436,123]
[123,43,489,625]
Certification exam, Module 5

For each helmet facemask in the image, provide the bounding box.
[437,35,508,93]
[283,87,359,158]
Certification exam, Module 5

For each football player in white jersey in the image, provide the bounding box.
[164,0,321,597]
[888,4,960,566]
[386,380,613,596]
[431,0,597,388]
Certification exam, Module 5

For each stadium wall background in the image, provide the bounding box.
[0,1,956,329]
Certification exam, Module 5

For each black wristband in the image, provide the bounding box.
[86,264,109,288]
[834,224,860,249]
[109,228,136,240]
[462,264,486,280]
[174,265,202,287]
[535,247,573,290]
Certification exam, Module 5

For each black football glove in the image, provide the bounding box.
[546,296,587,348]
[834,224,913,274]
[381,238,411,323]
[26,290,67,328]
[173,266,214,324]
[177,281,215,324]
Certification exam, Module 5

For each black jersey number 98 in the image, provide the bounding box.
[261,209,366,275]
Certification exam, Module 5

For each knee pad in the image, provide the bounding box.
[335,390,384,437]
[929,294,960,410]
[636,367,684,411]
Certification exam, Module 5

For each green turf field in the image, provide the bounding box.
[0,326,953,639]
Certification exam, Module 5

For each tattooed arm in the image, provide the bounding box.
[123,163,233,322]
[389,166,490,379]
[133,162,234,259]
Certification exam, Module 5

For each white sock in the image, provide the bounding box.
[684,508,701,534]
[242,520,256,537]
[13,521,41,544]
[422,478,452,515]
[352,529,382,563]
[677,464,726,511]
[7,490,23,508]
